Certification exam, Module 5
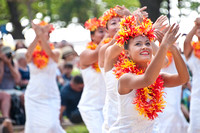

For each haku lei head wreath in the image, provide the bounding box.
[116,15,155,47]
[84,18,102,32]
[100,6,122,27]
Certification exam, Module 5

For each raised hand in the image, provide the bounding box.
[115,5,131,16]
[133,6,148,18]
[132,6,148,25]
[31,22,43,37]
[195,17,200,27]
[153,15,168,31]
[154,30,164,44]
[161,24,180,48]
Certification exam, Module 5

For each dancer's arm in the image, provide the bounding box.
[184,17,200,60]
[80,46,101,69]
[119,24,180,94]
[38,25,60,63]
[161,45,189,87]
[26,36,38,63]
[98,35,117,68]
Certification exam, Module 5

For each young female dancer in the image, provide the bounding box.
[78,17,106,133]
[184,17,200,133]
[102,12,168,132]
[25,22,65,133]
[105,15,189,132]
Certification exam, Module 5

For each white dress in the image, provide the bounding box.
[155,59,188,133]
[110,86,155,133]
[102,68,118,133]
[25,59,65,133]
[187,53,200,133]
[78,66,106,133]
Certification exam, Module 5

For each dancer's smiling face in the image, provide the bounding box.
[91,27,106,44]
[106,17,121,38]
[126,36,152,65]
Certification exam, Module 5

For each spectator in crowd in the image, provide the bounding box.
[14,40,27,51]
[0,46,21,95]
[60,75,84,124]
[62,63,73,85]
[15,48,30,90]
[61,45,76,63]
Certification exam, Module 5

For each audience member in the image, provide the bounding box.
[60,75,84,124]
[14,41,27,51]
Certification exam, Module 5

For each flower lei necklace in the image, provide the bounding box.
[102,37,112,44]
[192,41,200,59]
[86,41,101,72]
[166,51,173,67]
[113,52,166,120]
[32,43,54,69]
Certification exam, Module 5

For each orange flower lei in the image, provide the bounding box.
[102,37,112,44]
[32,43,54,69]
[166,51,173,67]
[100,7,122,27]
[84,18,101,32]
[159,43,172,67]
[116,15,155,47]
[86,41,101,72]
[113,53,165,120]
[192,41,200,59]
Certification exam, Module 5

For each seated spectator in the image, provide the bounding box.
[60,75,84,124]
[15,48,30,90]
[0,46,25,125]
[14,40,27,51]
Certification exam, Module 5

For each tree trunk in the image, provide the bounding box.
[139,0,163,22]
[7,1,24,39]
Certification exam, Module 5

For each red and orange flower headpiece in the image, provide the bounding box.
[84,18,101,32]
[116,15,155,47]
[100,6,122,27]
[39,21,54,33]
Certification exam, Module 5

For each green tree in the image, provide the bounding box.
[103,0,140,9]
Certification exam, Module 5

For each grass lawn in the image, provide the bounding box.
[65,124,89,133]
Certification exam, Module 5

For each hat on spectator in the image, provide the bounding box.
[61,46,74,59]
[15,48,27,60]
[1,46,12,54]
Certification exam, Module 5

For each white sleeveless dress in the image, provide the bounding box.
[102,68,118,133]
[78,66,106,133]
[187,53,200,133]
[155,59,188,133]
[110,86,155,133]
[25,59,65,133]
